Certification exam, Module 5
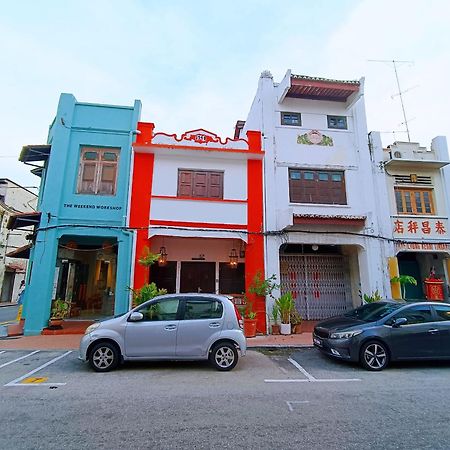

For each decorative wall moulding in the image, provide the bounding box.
[297,130,334,146]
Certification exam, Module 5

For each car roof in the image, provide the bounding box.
[153,293,232,302]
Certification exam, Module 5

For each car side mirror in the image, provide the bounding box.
[392,317,407,328]
[128,312,144,322]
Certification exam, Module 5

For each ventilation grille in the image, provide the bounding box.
[394,174,432,185]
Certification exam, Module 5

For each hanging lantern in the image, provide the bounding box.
[229,248,238,269]
[158,246,168,267]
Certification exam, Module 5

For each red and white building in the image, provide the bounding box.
[129,123,266,331]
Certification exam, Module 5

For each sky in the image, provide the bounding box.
[1,0,449,191]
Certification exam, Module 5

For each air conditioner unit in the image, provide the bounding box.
[393,151,402,158]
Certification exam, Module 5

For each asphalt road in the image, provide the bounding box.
[0,347,449,449]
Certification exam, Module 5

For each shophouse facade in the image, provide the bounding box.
[239,70,384,323]
[370,133,450,300]
[129,124,266,332]
[0,179,37,303]
[11,94,141,335]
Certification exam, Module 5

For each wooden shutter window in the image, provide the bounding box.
[77,147,119,195]
[178,170,193,197]
[289,169,346,204]
[177,170,223,199]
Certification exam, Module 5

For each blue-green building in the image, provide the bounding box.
[12,94,141,335]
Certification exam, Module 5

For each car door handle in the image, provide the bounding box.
[209,323,221,328]
[164,325,177,331]
[428,329,439,334]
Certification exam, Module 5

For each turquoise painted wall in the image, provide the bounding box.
[23,94,141,335]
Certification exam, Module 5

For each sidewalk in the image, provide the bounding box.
[0,332,313,351]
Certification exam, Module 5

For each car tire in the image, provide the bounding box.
[209,342,238,371]
[89,342,120,372]
[360,341,389,371]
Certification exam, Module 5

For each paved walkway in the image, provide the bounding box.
[0,332,313,350]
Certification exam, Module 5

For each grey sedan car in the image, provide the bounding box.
[79,294,246,372]
[314,301,450,370]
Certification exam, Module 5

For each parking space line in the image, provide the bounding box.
[265,379,310,383]
[0,350,40,369]
[288,357,316,381]
[0,351,5,355]
[5,351,72,387]
[286,400,309,411]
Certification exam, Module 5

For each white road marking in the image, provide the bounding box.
[0,350,40,369]
[0,351,6,355]
[288,357,316,381]
[286,400,310,411]
[265,379,310,383]
[5,351,72,387]
[279,366,288,374]
[265,357,361,383]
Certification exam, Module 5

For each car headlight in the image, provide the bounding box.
[85,323,100,334]
[330,330,363,339]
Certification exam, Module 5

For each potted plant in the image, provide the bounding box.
[271,305,280,335]
[49,298,71,328]
[390,275,417,299]
[129,282,167,308]
[290,307,302,334]
[275,292,294,335]
[243,298,257,338]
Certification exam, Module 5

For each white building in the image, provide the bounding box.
[0,179,37,303]
[369,134,450,300]
[239,70,385,321]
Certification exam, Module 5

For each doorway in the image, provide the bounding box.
[180,262,216,293]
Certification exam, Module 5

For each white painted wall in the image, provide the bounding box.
[151,198,247,225]
[242,71,385,313]
[152,154,247,200]
[0,179,37,302]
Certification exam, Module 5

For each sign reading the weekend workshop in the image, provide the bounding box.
[63,203,122,210]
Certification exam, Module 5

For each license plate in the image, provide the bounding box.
[313,337,322,347]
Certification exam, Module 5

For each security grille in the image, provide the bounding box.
[280,254,352,320]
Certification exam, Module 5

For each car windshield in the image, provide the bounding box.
[344,302,402,322]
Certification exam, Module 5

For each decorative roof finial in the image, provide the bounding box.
[260,70,273,79]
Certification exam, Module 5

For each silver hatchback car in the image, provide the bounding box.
[79,294,246,372]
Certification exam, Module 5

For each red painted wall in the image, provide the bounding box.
[245,131,266,333]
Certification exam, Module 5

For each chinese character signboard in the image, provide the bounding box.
[392,217,448,239]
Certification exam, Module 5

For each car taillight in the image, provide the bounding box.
[234,305,244,329]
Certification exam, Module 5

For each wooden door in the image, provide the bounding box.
[180,262,216,293]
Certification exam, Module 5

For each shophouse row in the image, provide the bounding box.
[8,70,450,335]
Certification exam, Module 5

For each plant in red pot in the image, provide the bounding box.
[243,300,257,338]
[271,305,281,335]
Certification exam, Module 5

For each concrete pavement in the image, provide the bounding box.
[0,331,313,350]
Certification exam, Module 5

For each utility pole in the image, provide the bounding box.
[368,59,414,142]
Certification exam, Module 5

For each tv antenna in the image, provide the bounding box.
[368,59,414,142]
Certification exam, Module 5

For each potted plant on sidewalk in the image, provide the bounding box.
[290,307,302,334]
[48,298,71,329]
[275,292,294,335]
[271,305,280,335]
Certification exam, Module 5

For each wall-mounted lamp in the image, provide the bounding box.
[229,248,238,269]
[311,244,319,251]
[158,246,168,266]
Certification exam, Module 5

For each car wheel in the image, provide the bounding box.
[360,341,389,371]
[89,342,120,372]
[209,343,238,371]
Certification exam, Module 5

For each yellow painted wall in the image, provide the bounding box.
[388,257,402,299]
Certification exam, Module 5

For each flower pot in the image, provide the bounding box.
[271,324,280,335]
[244,318,257,338]
[280,322,291,335]
[48,318,63,329]
[292,323,302,334]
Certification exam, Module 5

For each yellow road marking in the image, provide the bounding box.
[22,377,48,384]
